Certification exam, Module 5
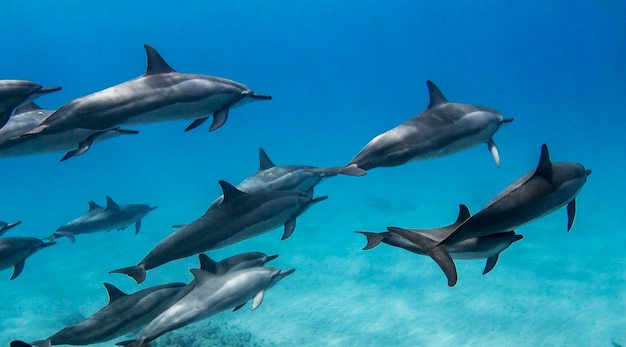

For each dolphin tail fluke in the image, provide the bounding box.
[51,231,76,243]
[109,265,147,284]
[355,231,385,250]
[306,164,367,176]
[387,227,458,287]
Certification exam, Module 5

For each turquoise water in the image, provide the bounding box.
[1,1,625,346]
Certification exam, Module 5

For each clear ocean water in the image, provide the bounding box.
[1,1,624,346]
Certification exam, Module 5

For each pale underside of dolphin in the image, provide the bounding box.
[0,79,61,130]
[24,44,271,138]
[310,80,513,176]
[0,102,138,160]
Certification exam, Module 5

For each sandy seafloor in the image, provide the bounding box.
[0,1,625,346]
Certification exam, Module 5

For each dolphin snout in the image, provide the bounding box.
[585,169,592,177]
[150,206,158,211]
[243,91,272,100]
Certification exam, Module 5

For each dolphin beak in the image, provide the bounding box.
[39,86,62,94]
[246,92,272,100]
[265,254,279,263]
[502,117,514,123]
[585,169,592,176]
[150,206,158,211]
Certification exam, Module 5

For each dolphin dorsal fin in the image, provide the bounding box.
[259,148,275,170]
[534,144,553,179]
[105,196,120,211]
[189,268,218,285]
[198,254,219,274]
[103,282,127,303]
[218,181,247,204]
[88,201,102,211]
[426,80,449,108]
[14,102,43,115]
[144,44,176,76]
[455,204,471,225]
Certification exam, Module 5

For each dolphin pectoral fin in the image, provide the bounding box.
[53,231,76,243]
[355,231,385,250]
[199,254,218,273]
[109,265,147,284]
[282,219,296,240]
[251,290,265,311]
[184,117,209,132]
[135,219,142,235]
[10,341,35,347]
[483,254,499,275]
[0,108,12,129]
[117,226,128,231]
[233,303,246,312]
[209,108,229,132]
[567,199,576,232]
[10,259,26,280]
[487,138,501,168]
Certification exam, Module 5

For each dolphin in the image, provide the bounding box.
[115,266,295,347]
[0,221,56,280]
[49,196,157,242]
[0,102,138,160]
[0,79,61,129]
[14,282,185,347]
[111,181,326,284]
[207,147,335,210]
[416,144,591,286]
[24,44,271,138]
[310,80,512,176]
[357,205,522,279]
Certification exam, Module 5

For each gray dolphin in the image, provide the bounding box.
[116,266,295,347]
[207,148,335,210]
[0,79,61,129]
[111,181,326,284]
[24,44,271,137]
[357,205,523,278]
[0,221,56,280]
[49,196,157,242]
[18,282,185,347]
[0,102,138,160]
[417,144,591,287]
[311,80,512,176]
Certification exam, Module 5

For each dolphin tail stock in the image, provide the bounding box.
[355,231,385,250]
[386,227,458,287]
[109,264,147,284]
[306,164,367,177]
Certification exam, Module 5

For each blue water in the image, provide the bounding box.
[1,1,625,346]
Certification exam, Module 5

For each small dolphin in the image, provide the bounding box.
[115,266,295,347]
[0,221,56,280]
[15,282,185,347]
[357,205,523,280]
[0,79,61,129]
[207,148,335,210]
[111,181,326,284]
[418,144,591,287]
[25,44,271,138]
[310,80,512,176]
[0,102,138,160]
[49,196,157,242]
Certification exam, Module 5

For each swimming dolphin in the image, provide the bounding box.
[24,44,271,138]
[49,196,157,242]
[357,205,522,279]
[207,148,335,210]
[417,144,591,286]
[0,221,56,280]
[0,79,61,129]
[111,181,326,284]
[310,80,512,176]
[0,102,138,160]
[115,266,295,347]
[15,282,185,347]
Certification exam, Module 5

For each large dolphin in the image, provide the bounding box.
[116,266,295,347]
[0,102,138,160]
[24,44,271,138]
[207,148,335,210]
[12,282,185,347]
[417,144,591,286]
[111,181,326,284]
[0,221,56,280]
[0,79,61,129]
[310,80,512,176]
[49,196,157,242]
[357,205,523,278]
